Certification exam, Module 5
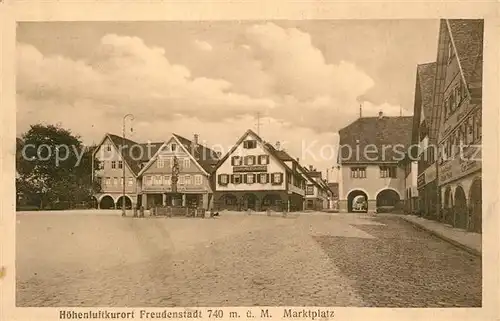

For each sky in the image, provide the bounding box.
[16,20,439,176]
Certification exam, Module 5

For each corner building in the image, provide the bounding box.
[214,129,308,212]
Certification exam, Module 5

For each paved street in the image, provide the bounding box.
[16,211,481,307]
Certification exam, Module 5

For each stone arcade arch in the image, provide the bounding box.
[242,193,258,211]
[453,186,467,229]
[347,190,368,213]
[375,189,401,212]
[99,195,115,209]
[116,195,133,209]
[469,178,482,233]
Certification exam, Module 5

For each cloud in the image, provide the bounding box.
[17,24,411,144]
[17,35,275,123]
[193,39,213,52]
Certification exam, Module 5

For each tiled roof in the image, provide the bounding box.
[172,134,220,173]
[107,134,145,175]
[338,116,414,164]
[417,62,437,121]
[448,19,483,89]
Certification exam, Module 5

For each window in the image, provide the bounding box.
[145,176,152,186]
[171,144,177,152]
[195,175,202,185]
[306,185,314,195]
[183,158,190,169]
[243,140,257,149]
[179,175,186,185]
[105,177,111,186]
[231,156,242,166]
[219,174,229,185]
[233,174,242,184]
[106,145,111,152]
[118,161,123,169]
[98,161,105,170]
[113,177,118,186]
[157,159,164,168]
[246,174,255,184]
[120,177,124,186]
[128,177,134,186]
[350,167,366,179]
[245,155,256,166]
[164,175,171,186]
[258,155,270,165]
[153,175,161,185]
[185,175,192,185]
[380,166,397,178]
[111,161,116,169]
[259,173,268,184]
[272,173,283,185]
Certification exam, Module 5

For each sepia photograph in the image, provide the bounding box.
[12,18,485,309]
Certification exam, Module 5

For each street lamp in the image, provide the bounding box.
[122,113,134,217]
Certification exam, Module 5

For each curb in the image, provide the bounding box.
[399,216,481,257]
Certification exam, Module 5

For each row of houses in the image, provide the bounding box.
[91,129,335,212]
[336,19,483,233]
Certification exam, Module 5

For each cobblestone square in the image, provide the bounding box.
[16,211,481,307]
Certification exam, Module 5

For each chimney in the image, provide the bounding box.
[193,134,199,146]
[378,111,383,119]
[191,134,199,157]
[275,141,281,150]
[296,157,299,162]
[309,165,313,171]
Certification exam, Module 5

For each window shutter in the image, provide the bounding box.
[230,174,235,184]
[231,156,235,166]
[266,173,270,183]
[218,174,222,185]
[243,174,248,184]
[257,155,262,165]
[243,156,248,165]
[279,173,284,184]
[251,156,256,165]
[256,173,261,183]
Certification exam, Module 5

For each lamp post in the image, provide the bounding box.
[122,113,134,217]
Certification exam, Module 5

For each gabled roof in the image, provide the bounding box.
[172,134,220,173]
[338,116,414,164]
[447,19,483,89]
[214,129,293,173]
[106,134,163,175]
[417,62,437,122]
[137,134,220,176]
[410,62,436,146]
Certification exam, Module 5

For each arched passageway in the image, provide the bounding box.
[218,194,238,211]
[454,186,467,229]
[242,193,258,211]
[99,195,115,209]
[347,190,368,213]
[116,196,133,209]
[376,189,401,212]
[469,179,482,233]
[443,186,453,224]
[262,194,283,211]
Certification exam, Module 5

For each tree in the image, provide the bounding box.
[16,124,101,209]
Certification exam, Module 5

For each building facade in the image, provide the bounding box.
[434,19,483,233]
[213,129,309,212]
[92,133,219,210]
[136,134,219,210]
[411,62,438,218]
[337,113,413,213]
[304,167,331,211]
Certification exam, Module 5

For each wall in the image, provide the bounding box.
[340,164,405,201]
[94,136,137,194]
[216,132,287,192]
